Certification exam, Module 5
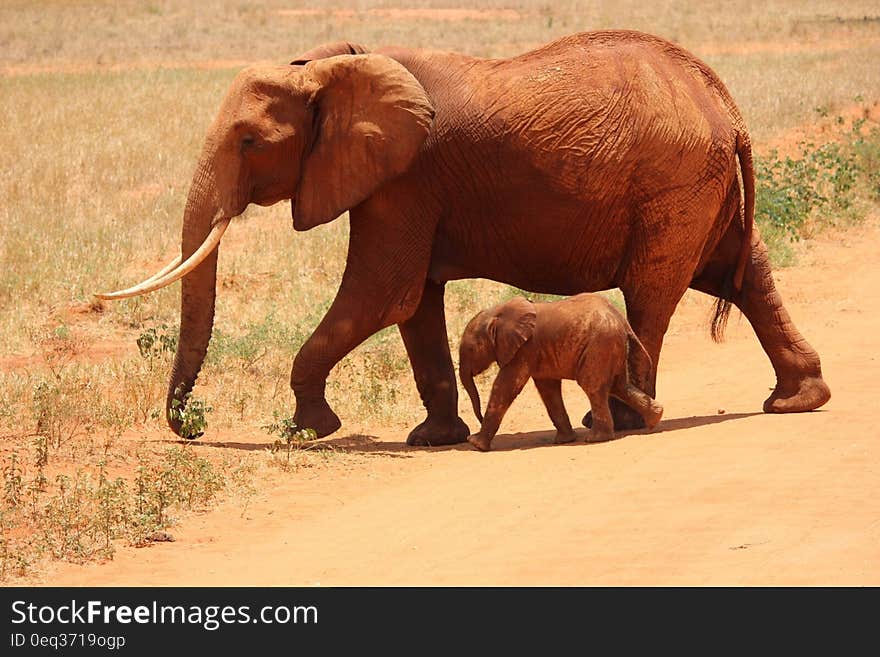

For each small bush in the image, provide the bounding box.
[136,324,177,363]
[168,388,212,439]
[755,114,880,265]
[31,373,97,454]
[264,412,318,469]
[850,119,880,200]
[0,444,232,577]
[2,453,23,508]
[131,446,224,542]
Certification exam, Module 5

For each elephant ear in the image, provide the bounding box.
[490,297,537,366]
[290,41,369,65]
[293,54,435,230]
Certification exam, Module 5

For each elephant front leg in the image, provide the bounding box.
[398,279,470,446]
[290,274,425,439]
[291,206,442,439]
[289,310,361,438]
[468,363,530,452]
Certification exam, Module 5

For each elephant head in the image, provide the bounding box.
[95,53,435,436]
[459,297,537,423]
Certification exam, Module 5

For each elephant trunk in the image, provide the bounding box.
[166,155,222,437]
[460,361,484,425]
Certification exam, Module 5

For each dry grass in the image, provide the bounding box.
[2,0,879,135]
[0,0,878,579]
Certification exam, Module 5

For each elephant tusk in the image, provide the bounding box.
[131,254,184,287]
[94,218,230,300]
[94,254,183,300]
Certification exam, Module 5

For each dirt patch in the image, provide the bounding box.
[763,100,880,156]
[0,337,131,374]
[0,301,135,374]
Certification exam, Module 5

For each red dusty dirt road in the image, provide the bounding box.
[45,219,880,586]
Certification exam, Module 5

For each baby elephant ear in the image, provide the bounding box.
[492,297,537,366]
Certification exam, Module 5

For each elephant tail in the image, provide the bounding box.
[625,325,653,388]
[733,131,755,292]
[711,130,755,342]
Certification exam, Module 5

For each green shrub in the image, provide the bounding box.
[264,412,318,469]
[168,388,212,439]
[136,324,177,362]
[755,115,880,265]
[31,373,96,453]
[850,119,880,200]
[129,445,224,545]
[2,453,23,509]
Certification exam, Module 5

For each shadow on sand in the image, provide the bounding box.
[159,411,763,455]
[173,432,418,458]
[459,411,764,453]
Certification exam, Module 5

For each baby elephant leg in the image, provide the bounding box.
[615,382,664,430]
[533,379,577,444]
[580,381,616,443]
[468,363,530,452]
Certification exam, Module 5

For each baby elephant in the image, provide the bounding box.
[459,294,663,452]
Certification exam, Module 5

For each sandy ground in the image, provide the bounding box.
[38,212,880,587]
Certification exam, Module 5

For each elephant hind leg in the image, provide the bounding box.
[398,279,470,446]
[692,226,830,413]
[581,281,688,432]
[579,381,616,443]
[612,379,664,430]
[533,378,576,444]
[740,235,830,413]
[590,273,692,431]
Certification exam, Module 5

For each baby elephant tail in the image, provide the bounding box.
[625,326,654,389]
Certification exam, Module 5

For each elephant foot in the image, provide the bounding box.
[583,400,645,431]
[554,430,577,445]
[167,414,197,440]
[407,416,470,447]
[586,426,615,444]
[763,376,831,413]
[467,433,492,452]
[643,401,664,430]
[293,399,342,438]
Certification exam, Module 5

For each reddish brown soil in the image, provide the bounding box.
[762,101,880,158]
[41,215,880,586]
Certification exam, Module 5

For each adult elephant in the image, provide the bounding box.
[97,30,830,445]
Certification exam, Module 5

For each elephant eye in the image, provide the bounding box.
[241,134,258,151]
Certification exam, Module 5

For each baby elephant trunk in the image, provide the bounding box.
[460,366,484,424]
